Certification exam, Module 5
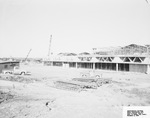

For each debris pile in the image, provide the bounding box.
[0,75,39,83]
[53,72,112,92]
[54,80,98,92]
[0,91,14,104]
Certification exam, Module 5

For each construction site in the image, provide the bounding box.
[44,44,150,74]
[0,34,150,118]
[0,62,150,118]
[0,43,150,118]
[1,0,150,117]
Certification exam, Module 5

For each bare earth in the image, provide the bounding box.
[0,63,150,118]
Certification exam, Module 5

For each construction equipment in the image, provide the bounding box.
[24,49,32,63]
[2,66,31,75]
[80,71,102,78]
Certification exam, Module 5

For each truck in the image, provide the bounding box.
[2,66,31,75]
[80,71,102,78]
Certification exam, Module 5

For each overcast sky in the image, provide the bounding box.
[0,0,150,58]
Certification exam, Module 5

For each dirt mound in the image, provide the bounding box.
[0,91,14,104]
[0,75,40,83]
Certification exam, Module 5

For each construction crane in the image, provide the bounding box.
[48,35,52,57]
[145,0,150,4]
[24,49,32,62]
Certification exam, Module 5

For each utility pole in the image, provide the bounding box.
[48,35,52,57]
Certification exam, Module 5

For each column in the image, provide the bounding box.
[93,63,95,71]
[51,61,53,66]
[116,63,118,72]
[146,64,150,74]
[75,62,78,69]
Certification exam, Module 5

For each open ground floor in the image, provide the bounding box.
[44,61,150,74]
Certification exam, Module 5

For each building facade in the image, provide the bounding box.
[44,44,150,74]
[0,61,20,73]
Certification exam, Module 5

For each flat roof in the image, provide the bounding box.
[0,61,19,64]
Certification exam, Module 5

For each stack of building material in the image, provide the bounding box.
[53,71,112,92]
[54,80,84,91]
[53,79,98,92]
[72,77,112,86]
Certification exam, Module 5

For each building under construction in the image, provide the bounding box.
[44,44,150,74]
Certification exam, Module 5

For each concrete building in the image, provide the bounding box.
[0,61,20,73]
[44,44,150,74]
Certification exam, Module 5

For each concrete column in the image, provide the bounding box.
[75,62,78,69]
[51,61,53,66]
[93,63,95,70]
[116,63,118,72]
[146,64,150,74]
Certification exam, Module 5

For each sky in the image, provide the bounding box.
[0,0,150,58]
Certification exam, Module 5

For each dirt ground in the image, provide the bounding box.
[0,63,150,118]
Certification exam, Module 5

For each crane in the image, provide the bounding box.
[145,0,149,4]
[48,35,52,57]
[24,49,32,62]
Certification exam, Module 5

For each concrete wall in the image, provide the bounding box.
[129,64,147,73]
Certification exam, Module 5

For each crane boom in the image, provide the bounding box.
[145,0,149,4]
[25,49,32,62]
[48,35,52,57]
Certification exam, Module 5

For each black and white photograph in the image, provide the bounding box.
[0,0,150,118]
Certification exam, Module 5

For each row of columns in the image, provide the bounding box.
[45,61,149,74]
[74,62,119,71]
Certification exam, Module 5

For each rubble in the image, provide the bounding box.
[53,77,112,92]
[0,74,40,83]
[0,91,14,104]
